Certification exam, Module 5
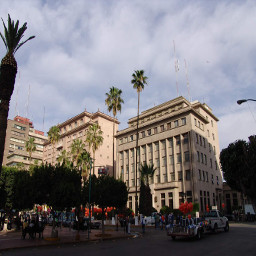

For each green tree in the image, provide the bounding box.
[94,175,128,234]
[140,162,156,186]
[0,14,35,175]
[47,126,60,164]
[85,123,103,175]
[138,163,155,216]
[71,139,85,167]
[25,137,36,165]
[77,150,91,180]
[131,70,148,215]
[57,149,71,167]
[105,86,124,178]
[220,136,256,203]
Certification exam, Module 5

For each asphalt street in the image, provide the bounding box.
[1,223,256,256]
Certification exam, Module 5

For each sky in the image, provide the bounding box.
[1,0,256,150]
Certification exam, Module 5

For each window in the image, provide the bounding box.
[177,153,181,163]
[176,136,180,145]
[194,118,197,126]
[160,125,164,132]
[75,122,78,127]
[211,174,214,184]
[187,191,192,197]
[168,138,173,148]
[154,127,158,134]
[201,153,204,163]
[161,193,166,207]
[216,176,219,185]
[141,131,145,138]
[203,138,206,148]
[178,171,183,181]
[155,142,159,151]
[202,171,205,181]
[167,122,171,129]
[199,136,202,146]
[196,133,199,143]
[197,151,200,162]
[168,192,173,209]
[212,133,215,141]
[186,170,191,180]
[162,156,167,166]
[184,151,190,162]
[130,135,134,141]
[204,154,207,165]
[174,120,179,127]
[206,172,209,182]
[147,129,151,136]
[210,158,213,168]
[14,124,26,131]
[183,133,188,144]
[181,117,186,125]
[198,169,201,180]
[171,172,175,181]
[211,120,213,127]
[169,155,174,165]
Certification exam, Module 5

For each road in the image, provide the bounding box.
[1,223,256,256]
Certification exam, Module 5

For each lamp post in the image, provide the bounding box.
[237,99,256,105]
[88,157,93,240]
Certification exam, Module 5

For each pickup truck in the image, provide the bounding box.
[167,217,205,240]
[204,210,229,232]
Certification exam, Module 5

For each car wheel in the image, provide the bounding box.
[213,223,218,233]
[224,222,229,232]
[196,230,202,240]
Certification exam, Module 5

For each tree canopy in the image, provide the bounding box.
[220,136,256,202]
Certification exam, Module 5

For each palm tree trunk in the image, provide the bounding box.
[0,63,17,175]
[135,91,140,216]
[113,115,115,178]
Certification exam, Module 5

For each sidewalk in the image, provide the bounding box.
[0,225,134,251]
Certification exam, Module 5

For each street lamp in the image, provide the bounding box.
[237,99,256,105]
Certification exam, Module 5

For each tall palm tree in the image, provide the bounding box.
[77,150,91,180]
[47,126,60,165]
[57,149,71,167]
[139,163,156,186]
[0,14,35,175]
[85,123,103,175]
[25,137,36,165]
[71,139,86,167]
[105,86,124,179]
[131,70,148,215]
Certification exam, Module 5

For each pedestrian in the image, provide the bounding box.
[161,215,165,230]
[141,215,145,233]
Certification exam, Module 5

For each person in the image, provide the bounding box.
[141,215,145,233]
[160,215,165,230]
[155,214,160,229]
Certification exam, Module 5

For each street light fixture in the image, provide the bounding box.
[237,99,256,105]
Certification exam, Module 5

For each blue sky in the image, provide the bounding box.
[1,0,256,150]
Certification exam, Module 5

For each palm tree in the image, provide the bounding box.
[47,126,60,165]
[139,163,156,186]
[57,149,71,167]
[0,14,35,175]
[25,137,36,165]
[85,123,103,175]
[131,70,148,215]
[105,86,124,179]
[77,150,91,180]
[71,139,86,167]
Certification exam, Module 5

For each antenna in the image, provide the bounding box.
[173,40,179,97]
[15,71,21,116]
[43,106,45,132]
[184,59,192,102]
[25,84,31,118]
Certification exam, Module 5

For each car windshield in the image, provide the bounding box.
[205,211,217,217]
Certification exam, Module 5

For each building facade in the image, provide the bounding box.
[43,110,118,177]
[3,116,47,169]
[116,96,223,214]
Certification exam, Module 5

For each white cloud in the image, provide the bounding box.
[0,0,255,150]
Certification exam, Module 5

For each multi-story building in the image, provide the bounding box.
[43,110,119,177]
[3,116,47,169]
[116,96,223,214]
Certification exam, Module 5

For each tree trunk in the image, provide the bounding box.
[135,91,140,216]
[0,64,17,175]
[113,116,115,178]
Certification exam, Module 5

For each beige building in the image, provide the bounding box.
[116,96,223,214]
[43,110,119,177]
[3,116,47,169]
